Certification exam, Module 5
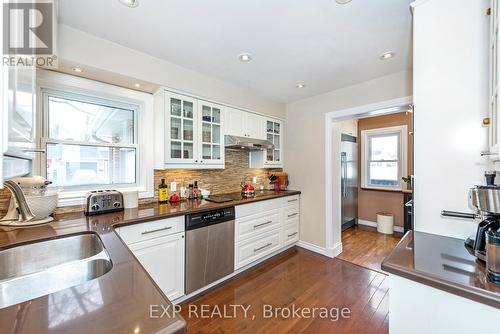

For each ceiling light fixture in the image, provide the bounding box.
[134,83,141,88]
[335,0,353,4]
[380,51,396,60]
[238,53,252,62]
[72,67,83,73]
[119,0,139,8]
[296,84,306,88]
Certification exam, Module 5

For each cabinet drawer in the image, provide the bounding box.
[284,205,299,221]
[117,216,184,245]
[283,219,299,246]
[236,198,283,218]
[284,195,299,206]
[236,209,281,242]
[235,229,281,269]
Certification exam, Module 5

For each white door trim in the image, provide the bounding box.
[324,96,413,256]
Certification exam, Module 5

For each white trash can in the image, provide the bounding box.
[377,212,394,234]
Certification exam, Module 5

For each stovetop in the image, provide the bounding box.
[205,190,277,203]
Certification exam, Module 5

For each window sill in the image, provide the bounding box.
[56,186,151,207]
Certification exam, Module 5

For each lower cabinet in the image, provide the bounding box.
[235,195,300,269]
[118,218,186,301]
[128,233,185,300]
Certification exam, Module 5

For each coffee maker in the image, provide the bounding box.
[465,185,500,262]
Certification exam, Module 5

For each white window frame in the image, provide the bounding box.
[36,70,154,206]
[360,125,408,191]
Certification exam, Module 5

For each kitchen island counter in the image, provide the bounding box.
[382,230,500,308]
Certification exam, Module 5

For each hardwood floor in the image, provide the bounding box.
[337,225,402,273]
[180,247,389,334]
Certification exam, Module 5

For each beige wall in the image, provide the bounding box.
[58,25,286,118]
[357,112,413,227]
[285,70,412,248]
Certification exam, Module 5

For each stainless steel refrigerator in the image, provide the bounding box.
[341,134,358,231]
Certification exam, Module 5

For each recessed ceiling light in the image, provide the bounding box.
[72,67,83,73]
[119,0,139,7]
[134,83,141,88]
[238,53,252,62]
[296,84,306,88]
[335,0,353,4]
[380,51,396,60]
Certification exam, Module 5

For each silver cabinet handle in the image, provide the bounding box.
[287,199,298,203]
[253,221,273,229]
[287,232,298,237]
[287,213,298,218]
[23,148,46,153]
[254,243,272,253]
[141,226,172,235]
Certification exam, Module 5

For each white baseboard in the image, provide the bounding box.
[357,219,404,233]
[296,240,342,258]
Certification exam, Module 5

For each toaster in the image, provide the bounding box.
[85,190,124,216]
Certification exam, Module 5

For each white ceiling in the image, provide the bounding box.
[58,0,413,103]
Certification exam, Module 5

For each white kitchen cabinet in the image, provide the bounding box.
[155,89,225,169]
[225,107,265,140]
[198,101,224,164]
[5,66,37,157]
[234,195,300,269]
[489,0,500,156]
[128,232,185,300]
[250,119,284,168]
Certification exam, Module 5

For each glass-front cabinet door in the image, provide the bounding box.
[265,120,282,165]
[490,0,500,155]
[198,101,224,164]
[166,93,198,164]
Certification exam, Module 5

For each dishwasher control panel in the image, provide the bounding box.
[186,207,235,230]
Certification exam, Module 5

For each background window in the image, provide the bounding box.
[361,126,407,190]
[42,91,138,188]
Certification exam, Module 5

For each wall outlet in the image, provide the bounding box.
[170,181,177,192]
[252,176,257,184]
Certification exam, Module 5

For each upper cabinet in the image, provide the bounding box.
[489,0,500,156]
[155,90,224,169]
[154,88,284,169]
[225,107,266,140]
[1,66,37,181]
[250,119,284,168]
[4,66,37,158]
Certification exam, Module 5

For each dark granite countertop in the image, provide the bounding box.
[0,190,300,334]
[382,231,500,309]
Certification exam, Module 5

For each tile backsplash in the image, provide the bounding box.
[154,149,282,196]
[0,149,282,217]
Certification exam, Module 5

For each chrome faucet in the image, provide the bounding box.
[3,180,35,222]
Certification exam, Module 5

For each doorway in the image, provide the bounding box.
[324,97,413,272]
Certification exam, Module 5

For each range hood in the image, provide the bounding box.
[224,135,274,151]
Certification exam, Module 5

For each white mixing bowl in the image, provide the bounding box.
[25,193,59,220]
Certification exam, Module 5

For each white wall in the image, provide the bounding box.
[57,24,286,118]
[413,0,489,239]
[285,70,412,248]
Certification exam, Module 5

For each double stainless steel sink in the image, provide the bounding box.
[0,233,112,309]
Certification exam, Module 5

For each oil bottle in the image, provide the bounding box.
[158,178,169,203]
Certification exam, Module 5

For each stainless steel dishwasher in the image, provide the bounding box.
[185,207,235,294]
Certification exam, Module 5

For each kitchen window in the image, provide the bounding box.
[36,70,155,205]
[360,125,407,191]
[41,91,138,188]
